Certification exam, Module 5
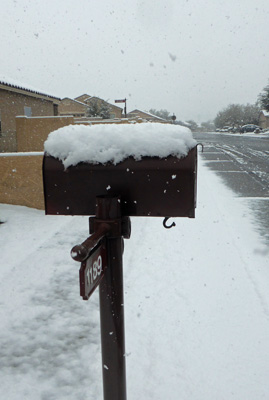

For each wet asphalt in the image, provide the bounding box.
[193,132,269,247]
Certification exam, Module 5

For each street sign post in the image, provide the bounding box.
[115,99,126,103]
[115,98,127,116]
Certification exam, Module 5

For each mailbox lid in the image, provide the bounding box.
[43,146,197,218]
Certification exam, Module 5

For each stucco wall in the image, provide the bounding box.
[0,132,17,153]
[0,154,44,209]
[0,87,61,152]
[16,116,74,152]
[0,88,56,134]
[259,113,269,129]
[58,98,87,116]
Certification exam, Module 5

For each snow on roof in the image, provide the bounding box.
[129,109,166,121]
[44,123,196,168]
[61,97,87,106]
[85,96,123,110]
[0,75,60,100]
[83,96,92,101]
[180,121,191,127]
[261,110,269,117]
[74,93,91,100]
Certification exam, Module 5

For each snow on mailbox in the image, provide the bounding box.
[42,123,197,218]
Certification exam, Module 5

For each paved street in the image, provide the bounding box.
[193,132,269,246]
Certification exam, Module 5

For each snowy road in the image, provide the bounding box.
[194,132,269,197]
[0,158,269,400]
[194,132,269,246]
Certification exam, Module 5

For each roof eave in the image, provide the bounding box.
[0,81,61,102]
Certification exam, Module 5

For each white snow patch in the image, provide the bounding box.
[0,75,59,98]
[44,123,196,168]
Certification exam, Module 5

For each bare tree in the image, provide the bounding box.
[258,82,269,111]
[214,103,259,128]
[148,108,171,120]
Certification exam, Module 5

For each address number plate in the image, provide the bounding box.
[79,240,107,300]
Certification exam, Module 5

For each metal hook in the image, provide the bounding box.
[163,217,176,229]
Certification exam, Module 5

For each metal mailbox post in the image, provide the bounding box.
[43,145,197,400]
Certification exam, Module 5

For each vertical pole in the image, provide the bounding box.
[124,99,127,117]
[97,196,127,400]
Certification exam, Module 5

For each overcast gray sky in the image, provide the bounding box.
[1,0,269,122]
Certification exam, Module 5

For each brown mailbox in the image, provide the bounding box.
[42,141,198,400]
[42,145,197,218]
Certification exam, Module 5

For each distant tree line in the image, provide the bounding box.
[214,80,269,129]
[148,80,269,131]
[148,109,199,130]
[214,103,260,129]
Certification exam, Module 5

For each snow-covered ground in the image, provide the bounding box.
[0,158,269,400]
[217,130,269,138]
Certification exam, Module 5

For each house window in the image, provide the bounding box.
[24,106,32,117]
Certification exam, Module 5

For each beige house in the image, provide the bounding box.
[58,98,88,117]
[74,94,91,103]
[74,94,123,119]
[259,110,269,129]
[59,94,123,119]
[127,109,167,123]
[0,80,60,152]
